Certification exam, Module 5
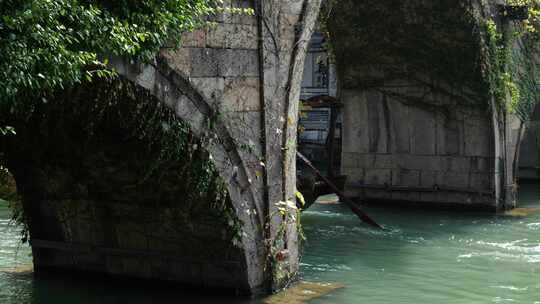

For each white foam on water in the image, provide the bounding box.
[490,285,529,292]
[493,297,516,303]
[527,222,540,230]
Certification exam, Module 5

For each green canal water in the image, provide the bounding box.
[2,184,540,303]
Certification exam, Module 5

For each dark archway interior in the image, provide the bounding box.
[0,78,247,290]
[321,0,497,209]
[518,104,540,183]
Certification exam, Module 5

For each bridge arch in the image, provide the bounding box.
[517,104,540,184]
[0,73,266,294]
[318,0,528,211]
[109,56,268,292]
[1,0,323,295]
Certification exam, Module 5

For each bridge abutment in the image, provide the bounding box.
[327,0,528,211]
[1,0,321,295]
[3,79,255,292]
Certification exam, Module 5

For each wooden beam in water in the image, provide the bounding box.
[297,151,384,229]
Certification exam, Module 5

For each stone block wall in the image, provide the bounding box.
[3,79,251,292]
[328,0,505,209]
[31,201,246,290]
[160,0,263,182]
[2,0,324,295]
[32,200,246,290]
[38,3,269,292]
[341,86,496,208]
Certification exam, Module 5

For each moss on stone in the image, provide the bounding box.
[0,77,242,244]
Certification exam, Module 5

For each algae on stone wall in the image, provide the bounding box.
[322,0,539,120]
[0,77,242,244]
[324,0,487,103]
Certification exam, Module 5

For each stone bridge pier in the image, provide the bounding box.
[1,0,321,296]
[328,0,525,211]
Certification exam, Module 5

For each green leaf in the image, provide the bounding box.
[295,191,306,207]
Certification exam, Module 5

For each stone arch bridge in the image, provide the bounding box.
[0,0,532,296]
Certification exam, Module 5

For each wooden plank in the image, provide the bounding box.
[297,152,383,229]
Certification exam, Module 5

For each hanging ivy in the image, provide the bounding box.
[0,0,215,106]
[483,0,540,121]
[321,0,539,120]
[323,0,488,103]
[1,76,243,242]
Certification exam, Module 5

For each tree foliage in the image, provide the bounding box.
[0,0,214,105]
[484,0,540,120]
[0,0,220,224]
[508,0,540,37]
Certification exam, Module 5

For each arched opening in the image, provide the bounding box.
[0,0,322,297]
[0,77,254,293]
[318,0,497,210]
[297,30,344,208]
[518,99,540,181]
[298,1,502,211]
[517,104,540,208]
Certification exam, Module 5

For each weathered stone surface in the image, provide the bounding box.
[410,108,436,155]
[469,173,491,190]
[439,112,462,155]
[342,152,359,168]
[439,172,470,189]
[341,90,370,154]
[365,169,391,185]
[372,154,394,169]
[388,98,411,153]
[222,77,260,112]
[161,48,191,76]
[189,77,225,106]
[336,1,506,209]
[392,169,420,187]
[181,29,206,48]
[444,156,471,173]
[341,167,364,183]
[206,24,258,49]
[189,48,220,77]
[3,80,252,291]
[218,49,259,77]
[420,171,438,187]
[1,0,323,296]
[464,115,493,157]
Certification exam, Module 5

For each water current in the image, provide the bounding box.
[2,183,540,303]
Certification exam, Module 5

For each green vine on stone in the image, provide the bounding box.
[0,0,254,107]
[483,1,540,121]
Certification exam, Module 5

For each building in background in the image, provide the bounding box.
[298,32,341,176]
[519,105,540,181]
[300,32,337,100]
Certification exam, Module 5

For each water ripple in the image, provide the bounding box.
[490,285,529,292]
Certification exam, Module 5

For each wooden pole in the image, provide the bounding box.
[297,151,383,229]
[326,106,337,178]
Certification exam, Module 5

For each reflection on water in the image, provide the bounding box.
[2,184,540,303]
